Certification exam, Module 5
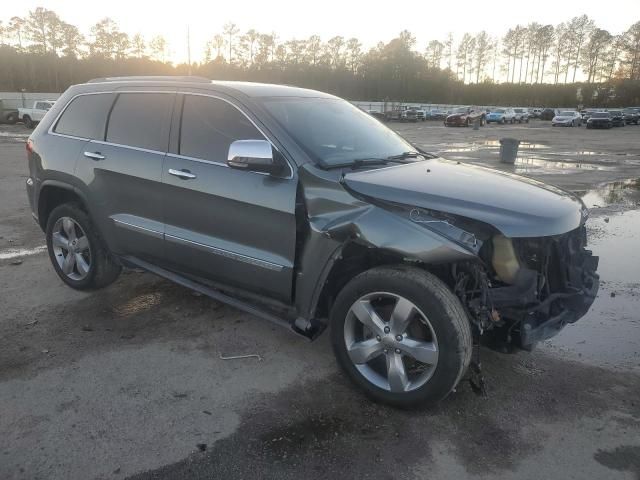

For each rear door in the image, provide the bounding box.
[162,93,297,302]
[75,91,175,263]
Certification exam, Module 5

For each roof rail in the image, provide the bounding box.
[87,76,211,84]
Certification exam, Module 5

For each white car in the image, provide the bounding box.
[18,100,56,128]
[552,111,582,127]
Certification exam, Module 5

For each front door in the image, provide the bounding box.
[162,93,297,302]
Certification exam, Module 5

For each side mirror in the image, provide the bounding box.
[227,139,285,175]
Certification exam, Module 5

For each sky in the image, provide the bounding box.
[3,0,640,64]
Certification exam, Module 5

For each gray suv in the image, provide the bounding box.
[26,76,599,407]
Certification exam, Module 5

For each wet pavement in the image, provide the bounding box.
[1,122,639,480]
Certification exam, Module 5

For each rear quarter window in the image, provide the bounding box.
[53,93,115,139]
[106,93,174,152]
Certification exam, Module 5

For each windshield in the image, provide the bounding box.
[260,97,418,167]
[454,107,469,113]
[559,111,575,116]
[592,112,610,118]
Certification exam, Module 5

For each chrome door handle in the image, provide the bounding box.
[84,151,105,160]
[168,168,197,180]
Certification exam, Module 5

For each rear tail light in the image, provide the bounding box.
[26,139,34,156]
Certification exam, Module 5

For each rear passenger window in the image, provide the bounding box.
[180,95,264,161]
[54,93,115,139]
[106,93,173,152]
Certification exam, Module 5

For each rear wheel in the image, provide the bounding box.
[330,266,472,407]
[46,203,121,290]
[6,113,17,124]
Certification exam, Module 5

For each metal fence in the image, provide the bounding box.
[0,92,61,109]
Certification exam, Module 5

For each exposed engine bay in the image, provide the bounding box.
[453,225,599,351]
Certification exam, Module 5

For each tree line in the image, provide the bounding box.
[1,8,639,106]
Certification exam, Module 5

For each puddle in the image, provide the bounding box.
[578,178,640,208]
[0,245,47,260]
[440,140,548,153]
[545,209,640,368]
[587,209,640,286]
[513,157,616,175]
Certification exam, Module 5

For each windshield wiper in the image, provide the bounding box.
[387,151,421,160]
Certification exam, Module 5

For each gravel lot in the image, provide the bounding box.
[1,120,639,480]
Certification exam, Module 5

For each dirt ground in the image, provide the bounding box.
[0,120,639,480]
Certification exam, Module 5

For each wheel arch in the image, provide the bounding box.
[308,242,466,333]
[37,181,90,231]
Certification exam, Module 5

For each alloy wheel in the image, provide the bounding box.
[343,292,439,393]
[51,216,92,281]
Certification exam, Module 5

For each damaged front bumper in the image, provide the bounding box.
[455,225,600,350]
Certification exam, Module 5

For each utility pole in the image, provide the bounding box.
[187,25,192,75]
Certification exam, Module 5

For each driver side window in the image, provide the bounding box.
[179,95,265,162]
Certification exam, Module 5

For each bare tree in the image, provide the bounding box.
[222,22,239,64]
[443,33,454,71]
[425,40,444,69]
[149,35,167,62]
[212,34,225,60]
[131,33,146,58]
[457,33,474,82]
[327,36,345,68]
[582,28,612,82]
[61,23,83,58]
[25,7,50,54]
[243,29,259,65]
[474,32,491,82]
[306,35,322,66]
[621,21,640,80]
[8,17,26,51]
[346,37,362,73]
[567,15,595,82]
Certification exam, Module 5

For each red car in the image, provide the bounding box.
[444,107,486,127]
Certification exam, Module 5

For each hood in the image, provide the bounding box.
[446,113,466,119]
[553,116,573,121]
[343,159,586,238]
[488,112,504,117]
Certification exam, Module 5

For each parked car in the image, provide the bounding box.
[26,76,599,407]
[18,100,56,128]
[401,108,419,122]
[608,110,626,127]
[552,111,582,127]
[366,110,386,122]
[529,108,543,118]
[486,108,516,124]
[581,109,598,122]
[444,106,486,127]
[427,109,447,120]
[513,108,530,123]
[586,111,612,129]
[539,108,557,121]
[405,107,426,121]
[622,108,639,125]
[0,100,19,124]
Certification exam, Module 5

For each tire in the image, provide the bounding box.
[45,203,121,290]
[571,120,575,127]
[330,265,473,408]
[500,118,505,124]
[23,115,33,129]
[6,113,17,124]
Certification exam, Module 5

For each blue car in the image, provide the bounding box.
[487,108,516,124]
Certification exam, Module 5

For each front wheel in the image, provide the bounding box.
[330,266,472,407]
[23,115,33,129]
[46,203,121,290]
